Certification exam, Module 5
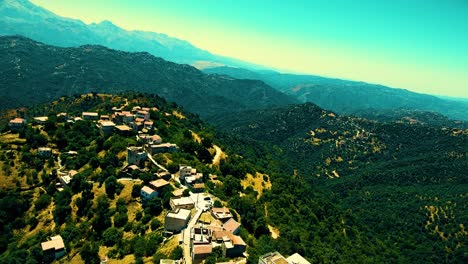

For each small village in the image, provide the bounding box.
[6,99,310,264]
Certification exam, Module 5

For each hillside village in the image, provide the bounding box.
[1,94,309,264]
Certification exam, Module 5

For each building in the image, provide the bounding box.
[223,233,246,258]
[211,207,233,222]
[136,110,150,121]
[191,183,205,193]
[156,171,171,181]
[149,179,170,195]
[33,116,48,124]
[140,186,158,201]
[286,253,311,264]
[115,125,133,136]
[82,112,99,120]
[179,165,203,185]
[172,189,184,198]
[38,147,52,158]
[192,245,212,264]
[41,235,66,262]
[170,197,195,210]
[99,120,115,137]
[127,146,147,167]
[138,134,162,145]
[165,208,191,232]
[9,117,26,129]
[259,252,290,264]
[223,218,241,235]
[144,120,154,129]
[60,175,71,186]
[149,143,178,154]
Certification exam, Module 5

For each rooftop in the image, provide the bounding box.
[223,218,241,233]
[260,252,290,264]
[41,235,65,251]
[211,207,233,219]
[141,186,155,195]
[193,244,212,255]
[171,197,194,206]
[286,253,311,264]
[167,208,191,220]
[115,125,132,131]
[149,179,170,189]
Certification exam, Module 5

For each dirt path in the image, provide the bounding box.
[211,145,225,166]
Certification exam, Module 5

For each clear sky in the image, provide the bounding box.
[31,0,468,97]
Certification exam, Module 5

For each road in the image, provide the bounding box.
[183,209,202,264]
[146,152,168,172]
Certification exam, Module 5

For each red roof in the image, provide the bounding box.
[193,244,212,255]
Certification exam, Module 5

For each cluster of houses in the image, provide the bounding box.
[9,104,254,263]
[190,207,246,263]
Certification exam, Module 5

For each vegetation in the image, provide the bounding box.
[0,93,466,263]
[0,36,296,116]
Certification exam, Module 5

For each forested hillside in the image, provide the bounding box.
[0,36,296,116]
[212,103,468,263]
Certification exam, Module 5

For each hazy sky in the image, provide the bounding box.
[31,0,468,97]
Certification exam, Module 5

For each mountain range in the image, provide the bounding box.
[204,66,468,121]
[2,0,467,121]
[0,0,265,70]
[0,36,295,116]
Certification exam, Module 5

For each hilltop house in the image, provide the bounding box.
[140,186,158,201]
[41,235,66,262]
[148,143,178,154]
[165,208,191,232]
[223,218,241,235]
[38,147,52,158]
[211,207,233,222]
[33,116,48,124]
[98,120,115,137]
[170,197,195,210]
[9,117,26,129]
[82,112,99,120]
[148,179,170,195]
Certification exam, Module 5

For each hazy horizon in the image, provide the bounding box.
[30,0,468,98]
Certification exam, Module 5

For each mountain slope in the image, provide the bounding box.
[212,103,468,262]
[204,66,468,121]
[0,36,296,116]
[0,0,267,69]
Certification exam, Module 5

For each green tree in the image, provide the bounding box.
[80,242,100,264]
[103,227,123,246]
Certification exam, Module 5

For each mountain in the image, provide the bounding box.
[212,103,468,262]
[0,36,296,116]
[0,0,267,70]
[204,66,468,121]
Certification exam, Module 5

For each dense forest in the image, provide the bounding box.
[0,94,466,263]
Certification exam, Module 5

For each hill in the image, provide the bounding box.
[0,93,467,263]
[0,36,296,116]
[0,0,267,70]
[212,103,468,262]
[204,66,468,121]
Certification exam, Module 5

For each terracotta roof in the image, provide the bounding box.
[193,244,212,255]
[223,218,241,232]
[213,230,229,240]
[229,233,246,246]
[211,207,233,219]
[9,117,25,123]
